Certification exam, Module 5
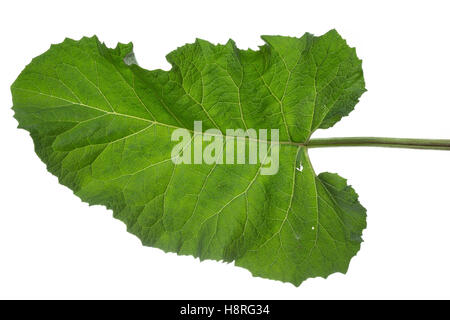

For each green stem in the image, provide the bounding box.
[307,137,450,150]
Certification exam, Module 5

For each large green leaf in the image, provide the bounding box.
[11,30,366,286]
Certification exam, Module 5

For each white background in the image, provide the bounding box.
[1,0,450,299]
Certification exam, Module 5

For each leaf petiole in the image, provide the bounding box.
[307,137,450,150]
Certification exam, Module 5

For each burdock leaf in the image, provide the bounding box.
[11,30,366,286]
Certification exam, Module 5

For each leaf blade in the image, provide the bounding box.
[12,31,366,285]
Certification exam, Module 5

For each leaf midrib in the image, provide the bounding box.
[12,86,307,147]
